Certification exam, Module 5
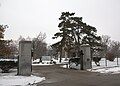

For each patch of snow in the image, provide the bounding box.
[32,62,53,66]
[52,58,69,64]
[0,69,45,86]
[32,56,52,64]
[61,58,120,74]
[61,63,80,70]
[89,58,120,74]
[89,66,120,74]
[32,59,40,63]
[0,59,17,62]
[62,65,68,68]
[92,58,120,69]
[32,58,69,66]
[32,60,53,66]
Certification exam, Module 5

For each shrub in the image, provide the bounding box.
[106,53,115,61]
[0,60,17,73]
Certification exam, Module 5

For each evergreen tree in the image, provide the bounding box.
[52,12,74,62]
[52,12,101,62]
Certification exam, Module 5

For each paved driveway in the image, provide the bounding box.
[32,65,120,86]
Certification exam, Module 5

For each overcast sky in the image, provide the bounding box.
[0,0,120,44]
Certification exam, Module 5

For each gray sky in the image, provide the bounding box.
[0,0,120,44]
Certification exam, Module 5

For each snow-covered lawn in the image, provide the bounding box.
[89,58,120,74]
[52,58,69,64]
[0,69,45,86]
[89,66,120,74]
[0,59,17,62]
[32,58,69,66]
[32,59,53,66]
[92,58,120,69]
[32,62,53,66]
[60,58,120,74]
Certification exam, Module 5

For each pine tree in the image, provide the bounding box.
[52,12,101,62]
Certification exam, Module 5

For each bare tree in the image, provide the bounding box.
[101,35,111,45]
[107,41,120,61]
[32,32,47,62]
[101,35,120,63]
[9,40,19,58]
[100,35,111,57]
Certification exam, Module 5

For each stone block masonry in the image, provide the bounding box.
[18,41,32,76]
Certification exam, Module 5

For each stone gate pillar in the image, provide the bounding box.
[81,45,91,70]
[18,41,32,76]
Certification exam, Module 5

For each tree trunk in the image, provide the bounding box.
[39,56,42,63]
[64,51,68,61]
[59,48,62,63]
[59,52,62,63]
[80,50,84,70]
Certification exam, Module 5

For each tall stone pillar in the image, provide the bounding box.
[18,41,32,76]
[81,45,91,70]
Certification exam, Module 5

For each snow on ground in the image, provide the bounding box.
[92,58,120,69]
[32,57,120,74]
[0,69,45,86]
[89,58,120,74]
[0,59,17,62]
[60,58,120,74]
[32,59,53,66]
[32,62,53,66]
[0,57,120,86]
[52,58,69,64]
[32,58,69,66]
[89,66,120,74]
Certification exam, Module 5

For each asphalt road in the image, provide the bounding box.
[32,65,120,86]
